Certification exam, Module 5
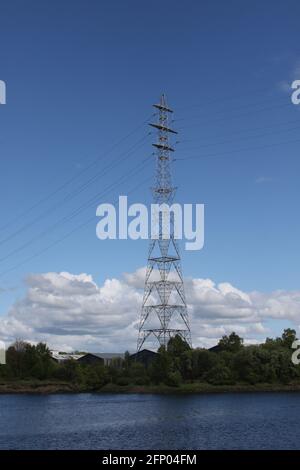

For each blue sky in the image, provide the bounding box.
[0,0,300,348]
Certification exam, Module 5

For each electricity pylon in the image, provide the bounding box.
[137,94,192,351]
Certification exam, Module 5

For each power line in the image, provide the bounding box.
[176,96,288,121]
[175,86,276,111]
[0,113,154,231]
[1,93,297,276]
[177,117,300,144]
[0,154,153,265]
[177,101,291,129]
[0,174,153,279]
[176,136,300,161]
[0,133,152,247]
[1,96,292,235]
[180,124,300,151]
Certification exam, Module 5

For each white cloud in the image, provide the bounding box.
[123,267,146,288]
[0,269,299,352]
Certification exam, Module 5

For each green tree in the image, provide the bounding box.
[128,362,149,385]
[165,370,182,387]
[204,363,235,385]
[218,332,243,353]
[6,340,28,377]
[189,348,218,380]
[167,335,190,357]
[149,346,172,384]
[281,328,297,349]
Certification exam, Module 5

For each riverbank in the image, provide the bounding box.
[2,379,300,395]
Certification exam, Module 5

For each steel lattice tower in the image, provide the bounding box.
[137,94,192,351]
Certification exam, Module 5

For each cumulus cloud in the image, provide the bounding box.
[0,269,299,352]
[0,271,142,352]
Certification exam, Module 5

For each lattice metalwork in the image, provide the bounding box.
[137,94,192,351]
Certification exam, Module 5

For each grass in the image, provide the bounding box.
[2,379,300,395]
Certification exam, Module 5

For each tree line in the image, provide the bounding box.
[0,329,299,389]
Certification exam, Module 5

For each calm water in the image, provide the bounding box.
[0,392,300,449]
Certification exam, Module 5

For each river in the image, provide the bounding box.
[0,392,299,449]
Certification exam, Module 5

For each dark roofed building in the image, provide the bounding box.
[208,344,222,353]
[130,349,157,368]
[78,352,124,367]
